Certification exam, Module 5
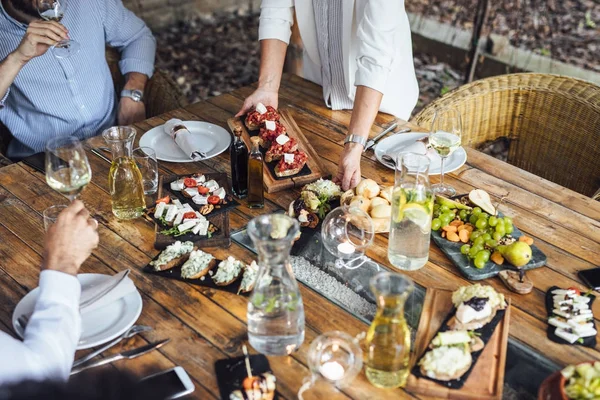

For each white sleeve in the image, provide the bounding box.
[258,0,294,44]
[354,0,406,94]
[0,270,81,386]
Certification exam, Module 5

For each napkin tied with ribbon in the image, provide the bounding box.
[164,119,207,161]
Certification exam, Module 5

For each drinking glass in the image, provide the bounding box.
[37,0,80,58]
[133,147,158,195]
[45,136,92,201]
[429,107,462,196]
[43,204,68,231]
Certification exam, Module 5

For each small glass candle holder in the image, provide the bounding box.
[298,331,364,399]
[321,205,374,269]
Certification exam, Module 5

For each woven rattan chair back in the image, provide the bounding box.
[413,73,600,198]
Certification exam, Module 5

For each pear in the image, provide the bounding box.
[469,189,496,215]
[436,195,472,211]
[498,241,532,268]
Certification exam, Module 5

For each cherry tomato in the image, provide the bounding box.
[156,196,170,204]
[183,211,196,219]
[198,186,210,195]
[567,286,581,295]
[183,178,197,188]
[207,195,220,205]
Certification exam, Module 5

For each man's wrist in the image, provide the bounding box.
[42,257,79,277]
[123,72,147,92]
[6,51,27,69]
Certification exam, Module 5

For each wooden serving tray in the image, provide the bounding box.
[227,108,328,193]
[406,288,510,399]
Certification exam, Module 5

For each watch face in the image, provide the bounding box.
[132,90,143,102]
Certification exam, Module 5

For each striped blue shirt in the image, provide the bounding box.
[0,0,156,159]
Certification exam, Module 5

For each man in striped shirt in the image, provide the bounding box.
[0,0,156,160]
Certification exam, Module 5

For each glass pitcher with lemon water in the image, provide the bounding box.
[102,126,146,219]
[388,153,433,270]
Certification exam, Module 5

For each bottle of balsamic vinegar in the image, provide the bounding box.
[230,127,248,198]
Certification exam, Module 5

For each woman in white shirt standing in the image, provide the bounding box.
[237,0,419,190]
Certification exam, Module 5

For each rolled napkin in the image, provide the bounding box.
[80,270,137,315]
[385,137,442,171]
[164,119,207,161]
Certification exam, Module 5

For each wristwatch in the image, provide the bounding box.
[121,89,144,102]
[343,134,367,148]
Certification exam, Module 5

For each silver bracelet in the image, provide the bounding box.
[343,134,367,147]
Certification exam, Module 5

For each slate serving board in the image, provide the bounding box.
[431,212,547,281]
[544,285,597,347]
[215,355,278,400]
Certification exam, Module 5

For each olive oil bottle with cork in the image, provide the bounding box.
[247,136,264,208]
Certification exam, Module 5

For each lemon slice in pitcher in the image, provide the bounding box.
[398,203,431,228]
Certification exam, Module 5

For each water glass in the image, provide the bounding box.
[133,147,158,195]
[43,204,68,231]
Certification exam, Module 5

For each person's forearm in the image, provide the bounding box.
[258,39,288,92]
[348,85,384,140]
[123,72,148,92]
[0,52,25,103]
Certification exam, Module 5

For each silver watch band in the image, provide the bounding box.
[120,89,144,102]
[344,134,367,147]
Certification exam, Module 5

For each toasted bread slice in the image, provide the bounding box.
[244,116,260,131]
[275,165,302,178]
[265,140,299,163]
[181,257,217,280]
[152,245,197,272]
[420,358,471,381]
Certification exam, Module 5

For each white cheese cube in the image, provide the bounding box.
[192,195,208,205]
[548,317,571,330]
[575,296,591,304]
[173,211,185,226]
[204,180,219,192]
[256,103,267,114]
[555,328,579,343]
[184,187,199,198]
[194,174,206,183]
[154,202,167,219]
[553,309,571,318]
[172,199,184,209]
[578,328,597,338]
[170,179,185,191]
[265,120,276,131]
[552,289,576,296]
[178,219,199,232]
[284,153,294,164]
[213,187,226,200]
[194,211,204,219]
[182,218,201,225]
[164,205,178,222]
[192,220,209,235]
[276,134,290,145]
[182,203,194,213]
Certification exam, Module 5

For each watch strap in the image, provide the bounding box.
[344,134,367,147]
[120,89,144,102]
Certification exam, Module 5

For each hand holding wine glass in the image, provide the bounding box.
[36,0,80,58]
[45,136,92,202]
[430,107,462,196]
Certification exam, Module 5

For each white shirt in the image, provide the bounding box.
[0,270,81,386]
[259,0,419,120]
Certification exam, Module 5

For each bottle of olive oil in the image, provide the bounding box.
[230,127,248,198]
[247,136,264,208]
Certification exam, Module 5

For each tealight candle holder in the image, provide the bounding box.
[298,331,364,399]
[321,205,374,265]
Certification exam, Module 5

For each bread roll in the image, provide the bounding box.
[340,189,354,206]
[371,217,390,233]
[380,186,393,202]
[349,196,371,213]
[369,197,389,210]
[356,179,380,199]
[370,204,392,219]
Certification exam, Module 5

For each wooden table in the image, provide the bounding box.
[0,74,599,399]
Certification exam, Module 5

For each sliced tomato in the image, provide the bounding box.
[183,211,196,219]
[567,286,581,295]
[156,196,170,204]
[198,186,210,195]
[183,178,197,188]
[207,195,220,205]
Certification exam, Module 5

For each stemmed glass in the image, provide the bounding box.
[45,136,92,201]
[429,107,462,196]
[36,0,80,58]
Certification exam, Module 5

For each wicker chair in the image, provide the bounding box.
[412,73,600,198]
[0,48,187,165]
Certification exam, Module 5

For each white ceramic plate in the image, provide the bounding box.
[12,274,142,350]
[139,121,231,163]
[374,132,467,175]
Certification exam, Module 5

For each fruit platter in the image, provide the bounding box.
[431,189,547,280]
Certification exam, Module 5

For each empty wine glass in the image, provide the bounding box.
[37,0,80,58]
[45,136,92,201]
[430,107,462,196]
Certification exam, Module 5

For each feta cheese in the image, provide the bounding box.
[178,219,200,232]
[192,194,208,205]
[276,134,290,145]
[204,180,219,192]
[213,256,244,284]
[170,179,185,191]
[164,205,178,223]
[193,220,209,236]
[149,241,194,270]
[172,199,184,209]
[184,187,199,198]
[284,153,294,164]
[192,174,206,183]
[265,120,276,131]
[555,328,579,343]
[456,302,492,324]
[173,211,185,226]
[213,187,226,200]
[182,203,194,213]
[154,202,167,219]
[255,103,267,114]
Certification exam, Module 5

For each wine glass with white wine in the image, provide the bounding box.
[429,107,462,197]
[45,136,92,201]
[37,0,80,58]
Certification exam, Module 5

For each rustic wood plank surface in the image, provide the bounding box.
[0,74,599,399]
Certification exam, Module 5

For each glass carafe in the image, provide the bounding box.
[247,214,305,355]
[102,126,146,220]
[388,153,433,270]
[365,272,414,389]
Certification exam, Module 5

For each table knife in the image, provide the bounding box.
[70,338,170,375]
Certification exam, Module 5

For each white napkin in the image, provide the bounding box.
[80,271,137,315]
[385,138,442,171]
[164,119,207,161]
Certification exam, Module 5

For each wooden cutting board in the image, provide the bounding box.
[406,288,510,399]
[227,108,329,193]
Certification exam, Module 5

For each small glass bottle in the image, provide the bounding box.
[230,127,248,198]
[247,136,264,209]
